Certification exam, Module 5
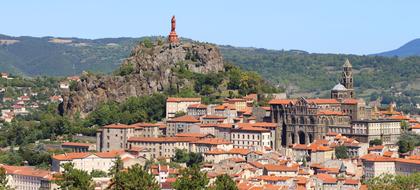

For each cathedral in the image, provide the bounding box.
[270,59,371,148]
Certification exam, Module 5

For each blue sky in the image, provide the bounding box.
[0,1,419,54]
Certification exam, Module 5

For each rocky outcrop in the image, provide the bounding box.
[59,42,224,117]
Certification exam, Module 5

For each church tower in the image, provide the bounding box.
[341,59,354,98]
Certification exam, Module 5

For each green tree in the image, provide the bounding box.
[397,132,420,153]
[400,121,409,131]
[107,164,159,190]
[90,170,108,178]
[335,145,349,159]
[173,166,209,190]
[172,149,204,167]
[0,167,12,190]
[174,111,186,118]
[212,174,237,190]
[55,163,94,190]
[366,173,420,190]
[369,139,383,146]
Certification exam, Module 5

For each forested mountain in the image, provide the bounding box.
[0,34,419,113]
[375,39,420,57]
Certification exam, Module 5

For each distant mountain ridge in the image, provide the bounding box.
[374,38,420,57]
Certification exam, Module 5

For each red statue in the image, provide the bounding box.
[168,15,179,43]
[171,16,176,32]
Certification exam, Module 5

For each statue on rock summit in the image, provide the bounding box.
[168,15,179,43]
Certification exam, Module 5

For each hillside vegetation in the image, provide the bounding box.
[0,34,419,113]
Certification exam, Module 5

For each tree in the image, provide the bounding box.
[366,173,420,190]
[90,170,108,178]
[187,152,204,167]
[173,166,209,190]
[212,174,237,190]
[107,164,159,190]
[335,145,349,159]
[108,157,124,177]
[174,111,186,118]
[401,121,409,131]
[55,163,94,190]
[369,139,383,146]
[172,149,204,167]
[0,167,12,190]
[397,132,420,153]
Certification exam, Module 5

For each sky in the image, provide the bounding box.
[0,1,419,55]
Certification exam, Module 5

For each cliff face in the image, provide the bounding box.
[59,42,224,117]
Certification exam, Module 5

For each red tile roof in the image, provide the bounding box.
[168,115,200,123]
[264,164,299,172]
[1,165,53,180]
[255,175,291,182]
[268,99,295,105]
[52,150,126,161]
[228,148,250,155]
[316,173,337,184]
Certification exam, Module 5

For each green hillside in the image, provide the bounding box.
[0,34,419,113]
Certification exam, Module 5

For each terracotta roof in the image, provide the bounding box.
[52,150,125,161]
[130,122,163,128]
[268,99,295,105]
[192,138,231,145]
[249,161,264,169]
[264,164,299,172]
[228,148,250,155]
[52,152,91,161]
[360,154,395,162]
[204,149,226,155]
[316,173,337,184]
[411,124,420,129]
[368,145,384,151]
[248,122,277,128]
[168,115,200,123]
[1,165,53,180]
[128,137,198,143]
[255,175,291,182]
[389,115,410,120]
[167,97,201,102]
[229,157,246,163]
[344,179,359,185]
[103,123,133,129]
[61,142,91,147]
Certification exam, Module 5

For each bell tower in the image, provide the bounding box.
[341,59,354,98]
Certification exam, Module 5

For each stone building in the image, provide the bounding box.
[166,97,201,119]
[166,115,200,136]
[350,119,401,145]
[270,98,351,147]
[269,59,375,148]
[331,59,355,99]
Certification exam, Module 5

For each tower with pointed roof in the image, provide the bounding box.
[341,59,354,98]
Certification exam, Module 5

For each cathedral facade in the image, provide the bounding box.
[270,59,370,148]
